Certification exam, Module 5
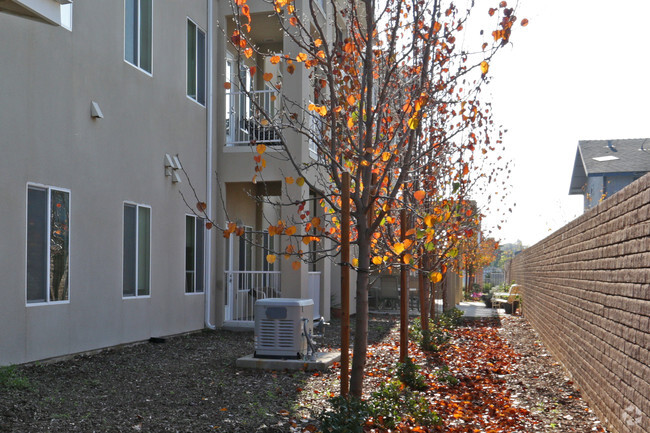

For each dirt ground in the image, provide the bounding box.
[0,314,607,432]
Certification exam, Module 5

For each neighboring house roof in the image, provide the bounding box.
[569,138,650,194]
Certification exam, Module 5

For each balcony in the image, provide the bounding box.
[226,88,283,147]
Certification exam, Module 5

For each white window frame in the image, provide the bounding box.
[124,0,153,75]
[122,202,152,298]
[186,18,206,106]
[25,183,71,306]
[185,214,205,294]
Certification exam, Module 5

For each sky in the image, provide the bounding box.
[473,0,650,246]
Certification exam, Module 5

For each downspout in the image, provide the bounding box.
[205,0,216,329]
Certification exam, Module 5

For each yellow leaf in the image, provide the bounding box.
[285,176,294,184]
[266,254,277,264]
[296,52,308,62]
[256,143,267,154]
[382,152,391,162]
[347,116,354,128]
[408,116,419,130]
[480,61,489,75]
[429,272,442,283]
[352,258,359,267]
[296,177,305,186]
[372,256,383,265]
[393,243,405,255]
[424,214,435,227]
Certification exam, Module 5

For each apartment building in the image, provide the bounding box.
[0,0,334,366]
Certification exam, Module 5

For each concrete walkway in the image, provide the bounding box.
[456,301,499,319]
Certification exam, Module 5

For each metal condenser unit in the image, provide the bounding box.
[254,298,314,359]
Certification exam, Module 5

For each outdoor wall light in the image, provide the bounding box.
[164,153,182,183]
[90,101,103,119]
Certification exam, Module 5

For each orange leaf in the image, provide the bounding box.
[249,66,257,77]
[393,243,405,255]
[521,18,529,27]
[196,202,207,212]
[263,72,273,81]
[372,256,383,265]
[296,177,305,186]
[270,55,281,64]
[224,82,232,89]
[296,52,308,62]
[314,38,322,47]
[347,95,356,105]
[292,261,301,270]
[414,190,425,201]
[257,143,267,154]
[403,253,412,264]
[266,254,277,264]
[429,272,442,283]
[285,225,297,236]
[285,176,294,184]
[311,216,321,227]
[287,64,295,74]
[205,221,213,230]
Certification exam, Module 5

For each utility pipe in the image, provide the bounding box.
[204,0,216,330]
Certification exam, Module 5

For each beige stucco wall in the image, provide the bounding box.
[0,1,211,365]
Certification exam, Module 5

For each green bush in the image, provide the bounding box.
[436,365,459,386]
[0,365,31,390]
[368,380,440,429]
[409,308,464,352]
[396,360,427,391]
[320,396,369,433]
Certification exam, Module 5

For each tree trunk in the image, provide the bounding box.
[349,229,370,397]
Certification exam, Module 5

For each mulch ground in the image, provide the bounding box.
[0,314,608,432]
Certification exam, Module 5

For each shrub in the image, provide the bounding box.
[368,380,440,429]
[396,359,427,391]
[0,365,31,390]
[320,396,369,433]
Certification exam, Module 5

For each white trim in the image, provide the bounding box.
[122,201,152,299]
[123,0,153,76]
[184,214,206,294]
[60,3,72,31]
[25,183,72,306]
[186,17,206,106]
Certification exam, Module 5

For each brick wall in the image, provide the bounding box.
[508,173,650,433]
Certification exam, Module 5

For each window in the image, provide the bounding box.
[60,3,72,30]
[123,203,151,297]
[185,215,204,293]
[187,19,206,105]
[125,0,152,74]
[26,185,70,304]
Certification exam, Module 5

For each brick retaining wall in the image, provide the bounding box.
[508,173,650,433]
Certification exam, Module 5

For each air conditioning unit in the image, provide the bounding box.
[254,298,314,359]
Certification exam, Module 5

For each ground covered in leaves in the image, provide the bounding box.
[0,314,607,432]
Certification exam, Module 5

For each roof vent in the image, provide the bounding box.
[607,140,617,152]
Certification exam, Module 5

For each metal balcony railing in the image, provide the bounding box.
[226,89,282,147]
[225,270,281,322]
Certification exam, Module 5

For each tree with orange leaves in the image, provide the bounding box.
[219,0,525,397]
